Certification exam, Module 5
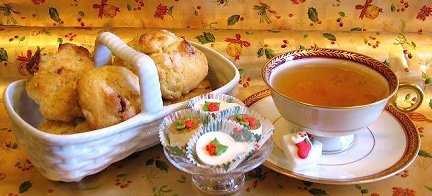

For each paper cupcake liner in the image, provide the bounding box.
[188,93,245,121]
[159,109,212,155]
[224,107,275,150]
[186,119,256,173]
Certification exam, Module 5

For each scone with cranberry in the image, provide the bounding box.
[25,43,95,122]
[77,66,140,129]
[115,30,208,100]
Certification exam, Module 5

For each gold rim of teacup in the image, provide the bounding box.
[262,48,400,110]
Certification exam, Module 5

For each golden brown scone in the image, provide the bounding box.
[115,30,208,100]
[25,43,95,122]
[77,66,141,129]
[163,79,212,105]
[39,118,91,135]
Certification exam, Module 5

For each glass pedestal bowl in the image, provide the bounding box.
[163,138,274,195]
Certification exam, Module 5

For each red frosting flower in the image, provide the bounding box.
[203,101,220,112]
[184,119,194,129]
[205,138,228,156]
[175,117,194,130]
[206,144,217,156]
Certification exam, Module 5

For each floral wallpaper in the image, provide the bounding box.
[0,0,431,32]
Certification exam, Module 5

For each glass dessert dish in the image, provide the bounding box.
[163,137,273,194]
[160,94,275,194]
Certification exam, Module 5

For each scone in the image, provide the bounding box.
[39,118,91,135]
[115,30,208,100]
[77,66,140,129]
[163,79,212,105]
[25,43,95,122]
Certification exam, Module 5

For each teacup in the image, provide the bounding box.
[262,48,423,152]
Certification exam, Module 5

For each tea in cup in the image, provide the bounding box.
[263,48,423,152]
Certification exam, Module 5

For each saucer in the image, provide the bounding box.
[243,89,420,185]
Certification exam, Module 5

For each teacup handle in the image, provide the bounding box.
[94,32,163,115]
[390,82,424,113]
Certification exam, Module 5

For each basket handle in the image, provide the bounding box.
[94,32,163,115]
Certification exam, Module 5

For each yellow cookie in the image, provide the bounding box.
[25,43,95,122]
[163,79,212,105]
[38,118,91,135]
[115,30,208,100]
[77,66,141,129]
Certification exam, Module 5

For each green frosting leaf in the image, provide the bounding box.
[240,121,249,127]
[203,101,220,111]
[203,101,210,111]
[236,114,243,121]
[176,124,186,130]
[210,138,228,156]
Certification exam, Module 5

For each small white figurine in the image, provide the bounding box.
[281,131,323,171]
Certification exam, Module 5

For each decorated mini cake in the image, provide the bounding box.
[229,114,262,135]
[281,131,322,171]
[193,99,241,113]
[195,131,248,166]
[168,116,202,148]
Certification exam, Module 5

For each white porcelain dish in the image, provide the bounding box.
[244,89,420,185]
[3,32,239,182]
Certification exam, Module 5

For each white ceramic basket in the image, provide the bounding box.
[3,32,239,182]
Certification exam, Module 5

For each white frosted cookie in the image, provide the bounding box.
[229,114,262,135]
[281,131,322,171]
[167,116,202,148]
[193,99,240,113]
[195,131,248,166]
